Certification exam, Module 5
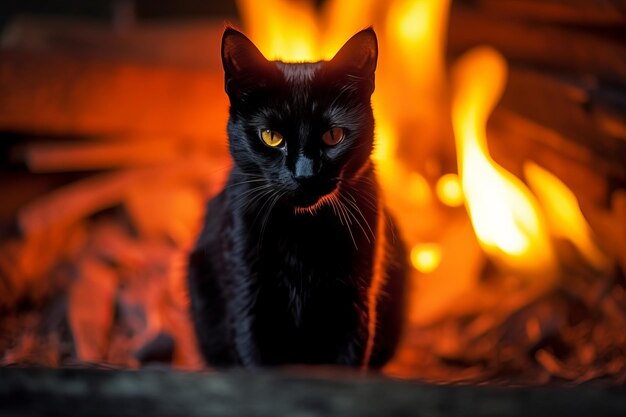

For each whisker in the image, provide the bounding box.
[234,186,275,213]
[250,188,279,233]
[231,185,274,211]
[344,192,375,242]
[225,178,268,189]
[258,190,286,248]
[336,196,357,250]
[340,193,372,244]
[329,194,343,225]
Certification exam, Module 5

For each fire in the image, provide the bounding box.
[410,243,442,273]
[2,0,621,382]
[236,0,319,61]
[385,0,450,93]
[450,48,557,279]
[525,162,609,270]
[236,0,377,62]
[436,173,463,207]
[235,0,608,285]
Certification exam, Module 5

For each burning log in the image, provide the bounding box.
[2,15,225,68]
[448,1,626,84]
[468,0,626,26]
[16,138,220,173]
[448,0,626,184]
[68,257,117,362]
[500,68,626,181]
[16,155,226,237]
[0,47,227,137]
[487,110,610,206]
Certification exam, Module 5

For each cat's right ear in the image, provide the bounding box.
[221,28,273,98]
[327,28,378,95]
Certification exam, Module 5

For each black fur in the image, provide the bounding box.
[188,28,407,368]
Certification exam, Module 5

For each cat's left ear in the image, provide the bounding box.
[328,28,378,93]
[221,27,275,99]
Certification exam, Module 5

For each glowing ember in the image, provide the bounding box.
[410,243,442,273]
[435,173,463,207]
[451,47,556,279]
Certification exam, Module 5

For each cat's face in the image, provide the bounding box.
[222,28,378,209]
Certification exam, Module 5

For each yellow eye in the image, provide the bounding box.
[322,127,344,146]
[260,129,284,147]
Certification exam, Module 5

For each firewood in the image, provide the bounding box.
[487,110,611,206]
[448,3,626,84]
[16,156,228,237]
[18,136,224,173]
[68,257,117,362]
[466,0,626,26]
[133,332,175,365]
[0,172,71,228]
[124,183,205,247]
[583,190,626,273]
[0,48,228,137]
[499,68,626,180]
[0,223,86,308]
[2,15,225,69]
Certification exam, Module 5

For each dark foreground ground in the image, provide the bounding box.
[1,367,625,417]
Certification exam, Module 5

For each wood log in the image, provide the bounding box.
[447,3,626,84]
[487,109,611,207]
[1,368,626,417]
[68,257,117,362]
[2,16,225,69]
[0,47,228,137]
[487,109,626,272]
[15,136,225,173]
[495,68,626,181]
[465,0,626,26]
[16,155,228,236]
[0,172,74,228]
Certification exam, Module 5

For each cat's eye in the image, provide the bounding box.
[260,129,284,147]
[322,127,344,146]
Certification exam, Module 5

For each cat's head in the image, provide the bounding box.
[222,27,377,210]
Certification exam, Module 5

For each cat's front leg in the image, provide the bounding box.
[225,216,262,368]
[333,300,369,367]
[226,281,261,367]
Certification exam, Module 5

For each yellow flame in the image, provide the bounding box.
[386,0,449,78]
[525,162,609,270]
[320,0,377,58]
[451,48,556,278]
[236,0,320,61]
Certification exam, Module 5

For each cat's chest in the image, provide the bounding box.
[255,234,361,331]
[255,213,363,282]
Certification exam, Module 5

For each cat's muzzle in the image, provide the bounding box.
[290,179,339,214]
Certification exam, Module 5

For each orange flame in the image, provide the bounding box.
[451,47,556,279]
[525,162,609,270]
[235,1,605,285]
[236,0,319,61]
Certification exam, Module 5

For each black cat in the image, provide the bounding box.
[187,27,407,368]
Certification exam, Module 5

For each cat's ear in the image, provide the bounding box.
[221,28,274,98]
[328,28,378,90]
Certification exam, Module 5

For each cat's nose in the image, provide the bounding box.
[293,156,316,181]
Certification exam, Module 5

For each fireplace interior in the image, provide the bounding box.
[0,0,625,415]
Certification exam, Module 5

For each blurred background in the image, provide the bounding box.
[0,1,238,27]
[0,0,625,385]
